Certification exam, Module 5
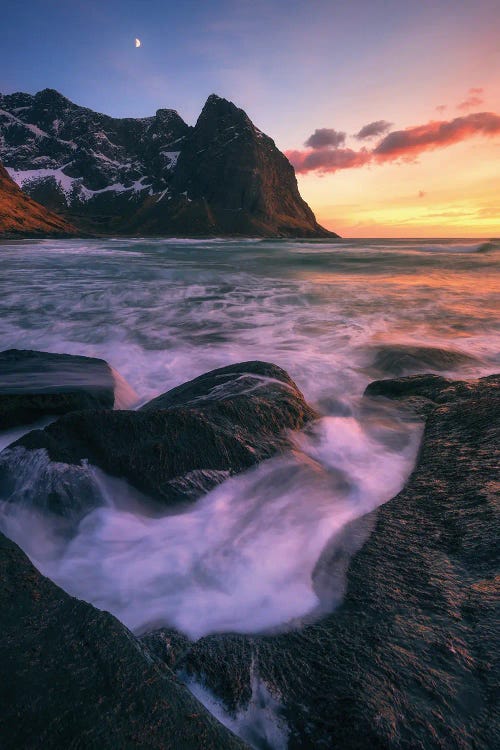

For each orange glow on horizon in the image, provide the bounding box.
[297,136,500,238]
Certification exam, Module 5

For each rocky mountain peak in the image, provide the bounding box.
[196,94,254,139]
[205,93,225,105]
[155,108,184,124]
[34,88,71,106]
[201,93,245,116]
[0,89,336,237]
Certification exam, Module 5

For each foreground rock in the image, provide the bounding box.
[365,343,480,377]
[365,372,499,416]
[0,349,123,430]
[0,531,246,749]
[0,161,78,238]
[156,373,499,749]
[4,361,317,516]
[0,89,336,237]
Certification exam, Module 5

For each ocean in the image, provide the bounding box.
[0,237,498,640]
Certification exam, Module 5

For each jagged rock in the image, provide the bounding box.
[0,530,246,749]
[364,372,500,416]
[0,89,336,237]
[4,361,317,516]
[366,343,480,376]
[364,372,455,401]
[0,349,124,430]
[140,360,308,411]
[164,373,499,749]
[0,161,77,237]
[161,94,332,237]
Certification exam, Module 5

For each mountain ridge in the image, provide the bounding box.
[0,161,78,238]
[0,89,337,237]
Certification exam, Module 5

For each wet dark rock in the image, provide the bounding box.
[364,372,454,401]
[363,373,457,418]
[163,373,499,749]
[0,349,119,430]
[140,360,307,411]
[7,361,318,515]
[0,444,103,524]
[364,373,457,418]
[367,343,480,377]
[364,372,500,416]
[0,530,246,749]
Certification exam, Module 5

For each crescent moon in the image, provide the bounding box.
[135,38,141,48]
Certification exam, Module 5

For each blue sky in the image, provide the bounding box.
[3,1,497,130]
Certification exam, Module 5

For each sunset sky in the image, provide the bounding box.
[2,0,499,237]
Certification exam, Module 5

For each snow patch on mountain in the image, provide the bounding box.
[7,167,153,204]
[7,166,77,199]
[160,151,180,169]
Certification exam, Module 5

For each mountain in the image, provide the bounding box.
[0,89,336,237]
[0,161,77,237]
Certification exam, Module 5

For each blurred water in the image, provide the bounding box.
[0,237,498,639]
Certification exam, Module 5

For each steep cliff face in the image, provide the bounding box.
[163,95,331,236]
[0,89,336,237]
[0,162,77,237]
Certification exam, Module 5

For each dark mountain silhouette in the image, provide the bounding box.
[0,89,336,237]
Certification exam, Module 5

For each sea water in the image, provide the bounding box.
[0,237,498,640]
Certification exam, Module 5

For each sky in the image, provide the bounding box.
[1,0,499,237]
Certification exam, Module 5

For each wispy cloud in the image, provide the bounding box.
[354,120,392,140]
[286,147,370,173]
[286,111,500,174]
[457,87,484,111]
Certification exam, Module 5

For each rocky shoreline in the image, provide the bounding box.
[0,351,498,748]
[171,372,499,749]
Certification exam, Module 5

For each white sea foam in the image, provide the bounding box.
[183,667,289,750]
[0,408,422,640]
[408,241,497,254]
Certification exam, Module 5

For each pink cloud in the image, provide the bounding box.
[373,111,500,160]
[286,111,500,174]
[285,147,370,174]
[457,87,484,111]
